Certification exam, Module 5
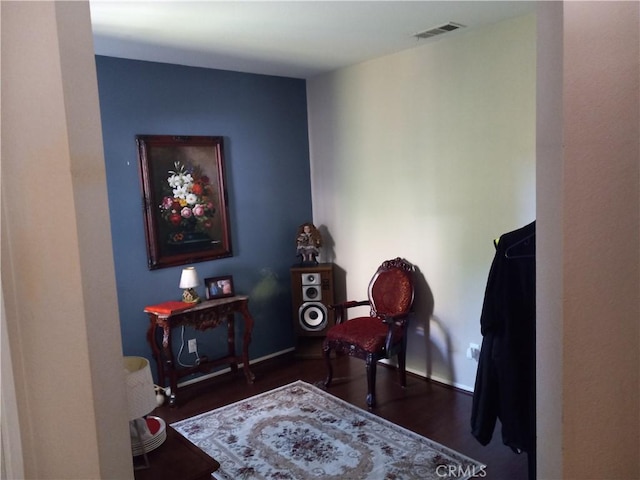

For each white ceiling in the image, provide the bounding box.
[90,1,537,79]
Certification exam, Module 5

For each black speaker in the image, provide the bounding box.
[301,272,322,301]
[290,264,335,338]
[298,302,328,332]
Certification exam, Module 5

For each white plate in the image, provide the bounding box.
[132,429,166,456]
[131,416,167,456]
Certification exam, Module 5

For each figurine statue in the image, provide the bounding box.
[295,222,322,265]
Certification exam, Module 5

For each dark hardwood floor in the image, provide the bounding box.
[153,352,529,480]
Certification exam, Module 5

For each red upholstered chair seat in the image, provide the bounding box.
[325,317,404,353]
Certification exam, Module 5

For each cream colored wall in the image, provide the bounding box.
[537,2,640,477]
[556,2,638,478]
[535,2,564,477]
[1,2,132,478]
[307,15,536,390]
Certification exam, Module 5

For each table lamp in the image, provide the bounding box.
[179,266,201,303]
[124,356,159,469]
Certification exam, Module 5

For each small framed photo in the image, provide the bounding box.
[205,275,235,299]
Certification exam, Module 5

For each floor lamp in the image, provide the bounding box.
[124,356,158,470]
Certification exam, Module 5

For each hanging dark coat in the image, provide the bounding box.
[471,221,536,454]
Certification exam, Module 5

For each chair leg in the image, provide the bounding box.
[365,354,377,408]
[323,345,333,388]
[398,348,407,388]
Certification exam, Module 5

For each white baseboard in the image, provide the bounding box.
[426,372,474,393]
[387,361,474,393]
[176,347,474,394]
[176,347,295,388]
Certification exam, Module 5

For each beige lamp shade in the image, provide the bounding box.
[179,266,201,303]
[124,356,157,421]
[179,267,200,289]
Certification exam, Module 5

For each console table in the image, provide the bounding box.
[145,295,255,406]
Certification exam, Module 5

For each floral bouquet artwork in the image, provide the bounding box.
[160,161,216,245]
[137,135,232,270]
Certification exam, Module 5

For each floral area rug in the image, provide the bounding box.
[171,380,485,480]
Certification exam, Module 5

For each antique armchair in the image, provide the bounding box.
[322,257,415,408]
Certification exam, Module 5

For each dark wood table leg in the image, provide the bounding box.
[159,321,179,407]
[238,301,256,384]
[226,314,238,373]
[146,319,164,386]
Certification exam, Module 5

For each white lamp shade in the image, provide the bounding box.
[124,356,157,421]
[179,267,200,289]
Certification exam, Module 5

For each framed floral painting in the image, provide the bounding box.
[137,135,232,269]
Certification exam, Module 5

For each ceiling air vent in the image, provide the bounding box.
[414,22,466,39]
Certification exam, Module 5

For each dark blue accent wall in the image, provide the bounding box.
[95,56,311,381]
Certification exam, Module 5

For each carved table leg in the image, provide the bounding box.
[146,319,164,386]
[160,321,180,407]
[238,302,256,384]
[227,315,238,373]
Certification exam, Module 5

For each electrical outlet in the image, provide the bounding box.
[466,342,480,361]
[188,338,197,354]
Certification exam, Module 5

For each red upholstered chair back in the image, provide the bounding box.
[367,258,415,318]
